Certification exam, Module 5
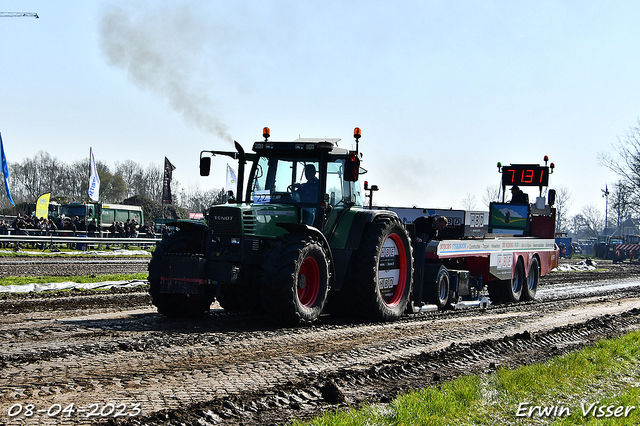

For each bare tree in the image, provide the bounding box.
[609,180,634,227]
[66,159,89,199]
[572,204,605,239]
[142,163,164,201]
[599,118,640,210]
[461,193,477,210]
[115,160,144,198]
[554,184,573,232]
[0,151,202,220]
[177,185,226,213]
[10,151,65,201]
[482,184,502,206]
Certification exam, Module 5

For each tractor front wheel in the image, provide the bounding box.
[261,235,330,326]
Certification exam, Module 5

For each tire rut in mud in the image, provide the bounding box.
[1,258,640,426]
[122,309,640,426]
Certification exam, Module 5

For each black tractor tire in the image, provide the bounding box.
[148,228,214,318]
[426,265,450,309]
[350,216,414,321]
[502,257,525,303]
[261,234,330,326]
[521,256,539,301]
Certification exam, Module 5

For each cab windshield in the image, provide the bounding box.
[250,156,353,207]
[251,157,319,205]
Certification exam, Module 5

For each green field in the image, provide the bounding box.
[295,330,640,426]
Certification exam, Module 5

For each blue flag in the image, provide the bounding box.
[0,133,14,206]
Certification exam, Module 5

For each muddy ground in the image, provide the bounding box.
[0,258,639,425]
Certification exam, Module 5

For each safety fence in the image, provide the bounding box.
[0,231,161,252]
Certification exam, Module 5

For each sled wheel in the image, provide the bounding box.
[261,235,330,325]
[502,256,525,303]
[148,227,214,318]
[427,265,450,309]
[521,256,539,301]
[351,216,414,321]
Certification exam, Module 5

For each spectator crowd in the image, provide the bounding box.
[0,214,157,238]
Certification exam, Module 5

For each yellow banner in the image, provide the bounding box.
[35,193,51,219]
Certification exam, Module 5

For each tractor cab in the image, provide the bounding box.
[246,128,364,231]
[199,128,365,239]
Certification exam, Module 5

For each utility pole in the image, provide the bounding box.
[602,185,610,233]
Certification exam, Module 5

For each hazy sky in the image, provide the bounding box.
[2,1,638,217]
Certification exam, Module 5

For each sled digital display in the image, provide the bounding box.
[501,165,549,187]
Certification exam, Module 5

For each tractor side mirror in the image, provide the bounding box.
[200,157,211,176]
[548,189,556,206]
[344,153,360,182]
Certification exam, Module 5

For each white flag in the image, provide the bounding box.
[226,164,237,195]
[88,147,100,201]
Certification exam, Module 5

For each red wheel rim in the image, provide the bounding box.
[378,233,407,307]
[298,256,320,307]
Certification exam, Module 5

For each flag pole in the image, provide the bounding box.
[88,148,91,202]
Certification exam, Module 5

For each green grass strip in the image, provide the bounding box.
[0,273,148,286]
[294,330,640,426]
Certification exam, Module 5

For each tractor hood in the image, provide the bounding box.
[208,204,299,238]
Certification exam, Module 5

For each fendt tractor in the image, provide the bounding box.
[149,128,413,325]
[148,128,559,326]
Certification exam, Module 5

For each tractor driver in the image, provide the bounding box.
[295,164,319,203]
[294,163,320,225]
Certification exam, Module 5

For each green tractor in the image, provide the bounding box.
[148,128,413,325]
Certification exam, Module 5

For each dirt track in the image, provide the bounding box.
[0,258,639,425]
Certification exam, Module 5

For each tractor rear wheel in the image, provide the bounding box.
[351,216,413,321]
[261,235,330,326]
[148,228,214,318]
